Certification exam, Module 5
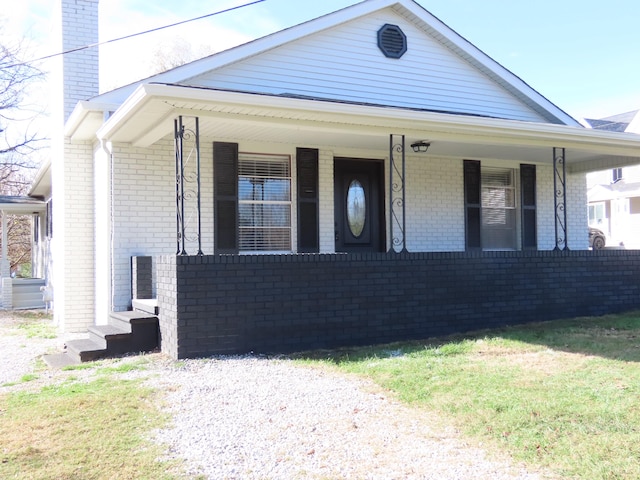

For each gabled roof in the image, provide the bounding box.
[88,0,579,127]
[588,181,640,202]
[585,110,640,133]
[584,118,630,133]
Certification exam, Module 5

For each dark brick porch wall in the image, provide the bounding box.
[131,256,153,300]
[155,251,640,359]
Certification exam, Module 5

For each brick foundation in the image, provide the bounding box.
[156,251,640,359]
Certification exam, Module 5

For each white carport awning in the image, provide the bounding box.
[72,83,640,173]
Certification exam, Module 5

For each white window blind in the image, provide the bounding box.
[238,153,291,252]
[481,168,516,250]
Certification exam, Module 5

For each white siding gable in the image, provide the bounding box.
[184,9,549,123]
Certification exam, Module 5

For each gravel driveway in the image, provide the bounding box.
[1,310,552,479]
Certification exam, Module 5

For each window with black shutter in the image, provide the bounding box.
[214,142,293,253]
[464,160,537,251]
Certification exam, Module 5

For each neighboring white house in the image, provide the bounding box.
[586,110,640,248]
[45,0,640,337]
[0,195,48,310]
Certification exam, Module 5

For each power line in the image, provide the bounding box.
[1,0,267,69]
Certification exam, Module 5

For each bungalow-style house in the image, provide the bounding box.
[586,110,640,248]
[45,0,640,360]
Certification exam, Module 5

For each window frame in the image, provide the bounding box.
[237,152,292,253]
[480,167,517,251]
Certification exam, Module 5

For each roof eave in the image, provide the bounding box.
[65,100,120,141]
[97,83,640,157]
[28,160,51,198]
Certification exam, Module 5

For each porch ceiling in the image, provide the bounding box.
[94,83,640,173]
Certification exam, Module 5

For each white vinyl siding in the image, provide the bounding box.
[186,10,548,123]
[238,153,292,252]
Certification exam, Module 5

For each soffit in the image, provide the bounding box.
[96,84,640,171]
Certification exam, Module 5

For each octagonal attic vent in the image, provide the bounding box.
[377,24,407,59]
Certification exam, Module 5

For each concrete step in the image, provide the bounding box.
[88,324,130,350]
[43,352,80,368]
[132,298,158,315]
[47,311,160,366]
[65,338,107,363]
[109,311,159,353]
[109,311,157,331]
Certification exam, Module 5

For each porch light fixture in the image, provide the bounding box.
[410,141,431,153]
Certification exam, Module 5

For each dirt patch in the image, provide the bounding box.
[471,344,592,377]
[0,310,67,388]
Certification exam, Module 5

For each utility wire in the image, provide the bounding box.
[1,0,267,69]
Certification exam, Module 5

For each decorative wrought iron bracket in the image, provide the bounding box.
[174,116,203,256]
[553,147,569,251]
[389,134,408,253]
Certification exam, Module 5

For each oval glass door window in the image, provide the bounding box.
[346,179,366,237]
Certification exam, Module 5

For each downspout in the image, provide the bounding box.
[96,136,113,324]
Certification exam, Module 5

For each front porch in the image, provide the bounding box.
[147,250,640,359]
[0,196,48,310]
[63,86,640,340]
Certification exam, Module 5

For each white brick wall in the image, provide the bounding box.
[111,140,186,311]
[537,165,589,250]
[567,172,589,250]
[52,139,96,332]
[318,149,335,253]
[405,155,465,251]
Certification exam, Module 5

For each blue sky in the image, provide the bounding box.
[4,0,640,121]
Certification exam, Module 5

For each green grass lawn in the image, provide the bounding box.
[302,312,640,479]
[0,374,178,480]
[0,310,180,480]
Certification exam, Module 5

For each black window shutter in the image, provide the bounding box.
[463,160,482,250]
[214,142,238,254]
[520,164,537,250]
[296,148,319,253]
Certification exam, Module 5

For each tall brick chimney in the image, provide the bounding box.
[54,0,100,122]
[50,0,100,332]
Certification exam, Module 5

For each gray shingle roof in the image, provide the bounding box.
[584,118,629,132]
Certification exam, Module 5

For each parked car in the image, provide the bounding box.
[589,227,606,250]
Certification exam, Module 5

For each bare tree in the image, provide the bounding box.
[5,214,32,275]
[0,40,45,177]
[0,38,46,276]
[150,36,214,74]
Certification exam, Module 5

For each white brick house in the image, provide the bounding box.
[46,0,640,344]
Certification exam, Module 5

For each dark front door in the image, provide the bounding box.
[334,158,385,253]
